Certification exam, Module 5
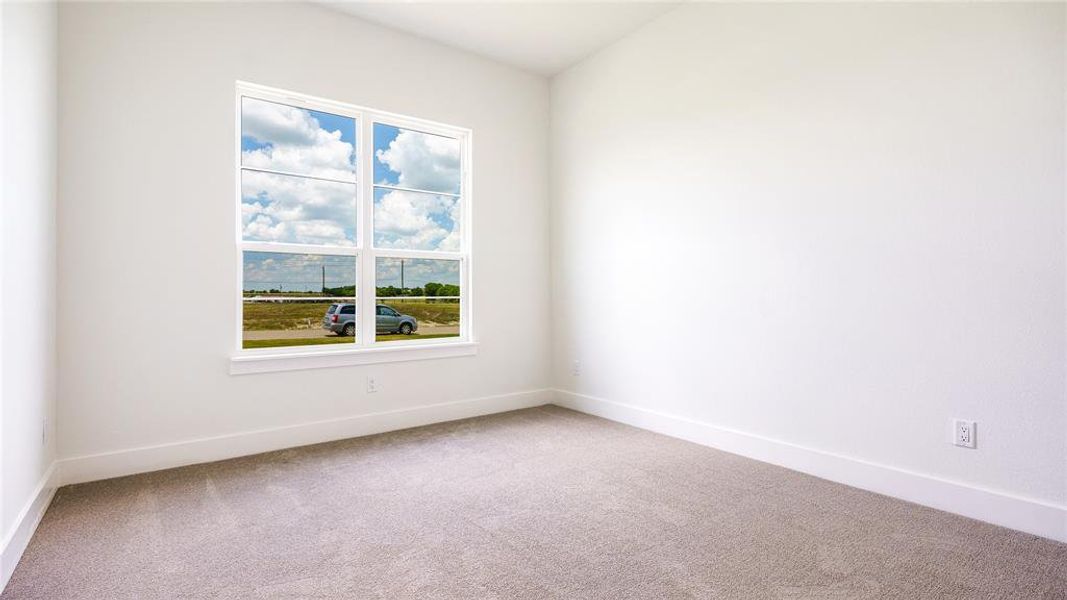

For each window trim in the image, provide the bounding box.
[230,341,479,375]
[232,81,475,372]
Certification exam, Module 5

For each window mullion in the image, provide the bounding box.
[240,241,357,256]
[368,249,464,261]
[240,165,356,187]
[359,117,377,346]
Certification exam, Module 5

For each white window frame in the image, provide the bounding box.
[231,81,476,374]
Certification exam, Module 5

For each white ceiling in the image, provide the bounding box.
[321,2,681,76]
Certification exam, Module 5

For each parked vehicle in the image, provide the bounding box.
[322,303,356,337]
[322,303,418,336]
[374,304,418,335]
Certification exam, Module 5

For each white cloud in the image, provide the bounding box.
[373,189,459,251]
[243,253,355,292]
[242,171,356,246]
[437,199,462,252]
[376,129,460,194]
[375,258,459,288]
[241,98,355,181]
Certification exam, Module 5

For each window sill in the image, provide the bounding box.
[230,341,478,375]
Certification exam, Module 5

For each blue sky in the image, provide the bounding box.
[242,254,458,294]
[373,124,402,186]
[373,123,460,194]
[309,110,356,148]
[372,188,459,251]
[240,98,358,246]
[239,97,461,252]
[241,98,356,166]
[372,123,461,251]
[243,252,356,293]
[242,172,357,246]
[376,258,460,289]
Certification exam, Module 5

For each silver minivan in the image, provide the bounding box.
[323,303,418,336]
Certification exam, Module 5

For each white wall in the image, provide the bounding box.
[46,0,1067,540]
[57,3,550,469]
[551,3,1066,508]
[1,0,58,566]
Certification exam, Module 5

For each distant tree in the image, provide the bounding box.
[424,282,441,296]
[323,285,356,297]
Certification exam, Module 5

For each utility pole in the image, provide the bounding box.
[321,265,325,293]
[400,259,405,293]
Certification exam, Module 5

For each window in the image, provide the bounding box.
[235,82,472,368]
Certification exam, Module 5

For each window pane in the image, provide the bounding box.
[242,171,356,246]
[373,123,460,194]
[242,252,357,349]
[375,257,460,343]
[373,187,460,252]
[241,97,356,182]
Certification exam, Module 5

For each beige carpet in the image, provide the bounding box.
[4,406,1065,599]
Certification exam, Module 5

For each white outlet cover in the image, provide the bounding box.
[367,376,378,393]
[952,419,976,449]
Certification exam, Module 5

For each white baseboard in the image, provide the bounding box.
[1,462,59,591]
[60,389,552,486]
[553,389,1067,543]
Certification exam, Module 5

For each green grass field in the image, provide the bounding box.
[242,332,459,349]
[376,300,460,325]
[243,302,336,331]
[243,300,459,331]
[242,337,353,349]
[376,332,458,342]
[242,299,460,349]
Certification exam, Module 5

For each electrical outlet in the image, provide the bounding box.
[952,419,976,449]
[367,376,378,394]
[571,360,580,377]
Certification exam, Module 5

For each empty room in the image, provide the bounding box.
[1,0,1065,597]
